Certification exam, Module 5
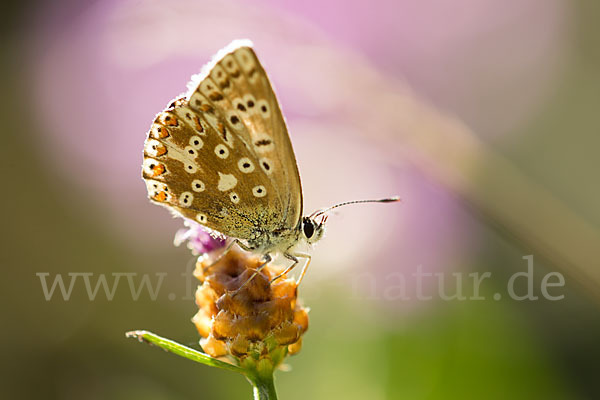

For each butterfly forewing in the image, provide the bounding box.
[142,41,303,241]
[191,43,303,230]
[230,46,303,229]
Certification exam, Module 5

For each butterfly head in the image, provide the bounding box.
[301,215,327,245]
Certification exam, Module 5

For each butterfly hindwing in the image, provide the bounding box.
[142,41,302,240]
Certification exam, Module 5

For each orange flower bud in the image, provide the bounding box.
[193,247,309,368]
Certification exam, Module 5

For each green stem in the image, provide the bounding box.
[247,373,278,400]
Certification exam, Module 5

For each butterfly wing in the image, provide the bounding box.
[142,40,303,242]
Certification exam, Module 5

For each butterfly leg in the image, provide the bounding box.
[203,238,254,274]
[269,251,311,285]
[231,253,272,295]
[295,253,312,286]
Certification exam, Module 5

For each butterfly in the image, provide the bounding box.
[142,40,399,287]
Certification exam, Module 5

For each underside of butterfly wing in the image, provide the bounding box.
[142,40,303,245]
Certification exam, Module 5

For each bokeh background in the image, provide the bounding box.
[2,0,600,398]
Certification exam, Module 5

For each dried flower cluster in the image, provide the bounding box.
[193,246,309,368]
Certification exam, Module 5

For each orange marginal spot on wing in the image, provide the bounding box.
[209,92,224,102]
[200,104,214,113]
[154,143,167,156]
[193,116,204,132]
[153,191,168,202]
[153,125,170,139]
[160,112,179,127]
[152,164,166,176]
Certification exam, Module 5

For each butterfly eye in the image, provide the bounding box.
[303,218,315,239]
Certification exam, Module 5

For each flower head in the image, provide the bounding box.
[192,247,308,371]
[174,220,227,255]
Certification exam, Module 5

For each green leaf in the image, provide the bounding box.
[125,330,245,375]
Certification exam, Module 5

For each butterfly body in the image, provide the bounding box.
[244,216,325,255]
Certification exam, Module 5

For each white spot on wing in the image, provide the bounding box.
[210,65,231,93]
[184,163,198,173]
[257,99,271,118]
[162,142,199,173]
[199,78,218,95]
[234,47,256,72]
[143,158,166,176]
[192,180,205,192]
[189,92,208,112]
[237,158,255,173]
[184,146,198,158]
[214,144,229,159]
[218,172,237,191]
[243,94,257,113]
[227,111,243,129]
[222,55,242,80]
[252,185,267,198]
[232,98,248,115]
[253,134,274,153]
[144,179,171,202]
[179,192,194,207]
[229,192,240,204]
[144,139,165,157]
[259,158,273,175]
[144,179,166,194]
[150,124,168,139]
[189,136,203,149]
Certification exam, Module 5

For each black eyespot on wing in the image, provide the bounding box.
[255,139,272,147]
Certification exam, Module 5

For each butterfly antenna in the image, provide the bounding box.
[310,196,401,218]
